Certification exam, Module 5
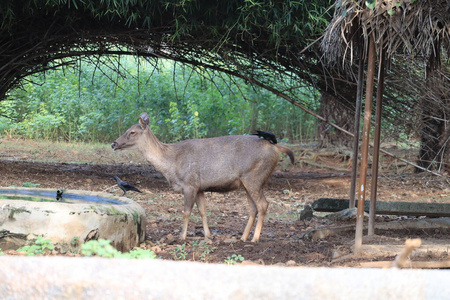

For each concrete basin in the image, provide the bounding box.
[0,187,146,252]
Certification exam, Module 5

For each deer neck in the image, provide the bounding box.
[138,129,173,175]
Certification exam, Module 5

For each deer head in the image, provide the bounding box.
[111,113,150,151]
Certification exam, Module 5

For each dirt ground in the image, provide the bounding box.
[1,139,449,267]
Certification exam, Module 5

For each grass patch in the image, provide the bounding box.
[0,138,146,165]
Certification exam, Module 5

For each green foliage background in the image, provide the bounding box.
[1,58,319,143]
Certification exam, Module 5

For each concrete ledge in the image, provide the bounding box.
[303,217,450,240]
[312,198,450,217]
[1,256,449,299]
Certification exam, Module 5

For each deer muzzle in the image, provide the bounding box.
[111,142,119,150]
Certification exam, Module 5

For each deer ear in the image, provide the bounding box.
[139,113,150,129]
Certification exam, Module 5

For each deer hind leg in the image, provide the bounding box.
[195,191,211,238]
[251,190,268,242]
[241,191,258,242]
[241,180,269,242]
[180,187,197,240]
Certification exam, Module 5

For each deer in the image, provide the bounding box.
[111,113,295,242]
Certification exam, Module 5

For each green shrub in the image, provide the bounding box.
[81,239,157,259]
[17,236,54,256]
[3,58,317,143]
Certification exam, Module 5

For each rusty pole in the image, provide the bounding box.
[368,48,386,235]
[349,44,365,208]
[354,35,376,255]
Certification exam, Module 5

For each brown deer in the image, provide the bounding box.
[111,113,294,242]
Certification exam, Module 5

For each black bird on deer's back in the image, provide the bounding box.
[111,176,142,196]
[251,130,277,144]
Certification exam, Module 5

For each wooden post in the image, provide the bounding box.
[368,48,386,235]
[354,35,376,255]
[349,43,365,208]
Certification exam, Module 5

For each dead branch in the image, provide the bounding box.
[391,238,422,269]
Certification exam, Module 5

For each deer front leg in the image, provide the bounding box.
[196,191,211,238]
[180,188,197,240]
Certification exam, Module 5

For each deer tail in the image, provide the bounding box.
[275,144,295,165]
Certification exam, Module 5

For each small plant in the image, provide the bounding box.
[81,239,118,258]
[17,236,54,256]
[81,239,157,259]
[71,236,80,247]
[126,248,158,259]
[69,236,80,253]
[0,248,4,255]
[224,254,244,265]
[22,182,41,188]
[171,243,188,260]
[191,240,216,262]
[191,240,200,260]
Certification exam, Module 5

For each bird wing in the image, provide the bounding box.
[123,183,142,193]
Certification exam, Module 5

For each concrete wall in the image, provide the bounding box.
[1,256,449,299]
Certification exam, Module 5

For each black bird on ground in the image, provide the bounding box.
[111,176,142,196]
[251,130,278,144]
[56,190,63,201]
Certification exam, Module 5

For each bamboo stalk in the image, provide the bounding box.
[349,38,365,208]
[369,47,386,235]
[355,35,376,255]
